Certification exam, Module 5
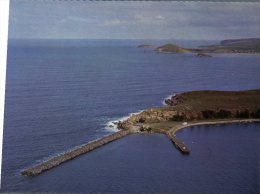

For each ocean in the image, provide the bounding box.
[1,39,260,193]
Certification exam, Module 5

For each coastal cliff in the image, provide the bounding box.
[118,90,260,131]
[22,89,260,176]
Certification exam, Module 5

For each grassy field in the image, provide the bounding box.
[163,90,260,111]
[123,90,260,130]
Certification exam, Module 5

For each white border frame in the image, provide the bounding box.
[0,0,10,187]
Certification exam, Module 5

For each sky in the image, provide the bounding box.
[8,0,260,40]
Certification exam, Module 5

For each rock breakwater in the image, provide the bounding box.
[22,90,260,176]
[22,129,131,176]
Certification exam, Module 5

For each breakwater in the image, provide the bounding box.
[169,119,260,134]
[165,131,189,154]
[163,119,260,154]
[21,119,260,176]
[22,129,131,176]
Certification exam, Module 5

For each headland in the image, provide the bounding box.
[22,89,260,176]
[117,89,260,153]
[152,38,260,54]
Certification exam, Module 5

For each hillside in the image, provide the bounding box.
[118,90,260,131]
[201,38,260,53]
[155,44,191,53]
[155,38,260,54]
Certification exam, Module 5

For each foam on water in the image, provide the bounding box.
[162,93,176,105]
[23,136,108,173]
[23,110,145,171]
[4,39,260,192]
[105,110,144,132]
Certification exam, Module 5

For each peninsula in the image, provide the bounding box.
[22,89,260,176]
[155,38,260,54]
[118,90,260,130]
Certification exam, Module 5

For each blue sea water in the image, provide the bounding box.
[1,39,260,193]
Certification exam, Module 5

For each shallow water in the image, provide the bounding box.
[1,39,260,192]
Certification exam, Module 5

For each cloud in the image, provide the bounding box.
[103,19,126,26]
[155,15,165,20]
[60,16,99,25]
[62,16,89,23]
[8,1,260,40]
[135,14,166,24]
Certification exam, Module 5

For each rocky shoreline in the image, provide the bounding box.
[119,90,260,125]
[22,89,260,176]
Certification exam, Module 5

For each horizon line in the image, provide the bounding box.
[8,37,260,41]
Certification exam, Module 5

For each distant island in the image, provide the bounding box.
[141,38,260,54]
[137,44,154,48]
[22,89,260,176]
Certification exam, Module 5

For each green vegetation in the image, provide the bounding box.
[167,90,260,112]
[119,90,260,132]
[155,38,260,54]
[155,44,191,53]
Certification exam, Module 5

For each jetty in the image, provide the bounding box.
[21,119,260,176]
[21,90,260,176]
[21,129,132,176]
[168,119,260,134]
[160,119,260,155]
[166,131,189,154]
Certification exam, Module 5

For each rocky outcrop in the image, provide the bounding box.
[118,107,260,128]
[165,94,186,106]
[138,44,153,48]
[22,90,260,176]
[195,53,212,57]
[118,90,260,128]
[117,121,136,131]
[126,109,180,123]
